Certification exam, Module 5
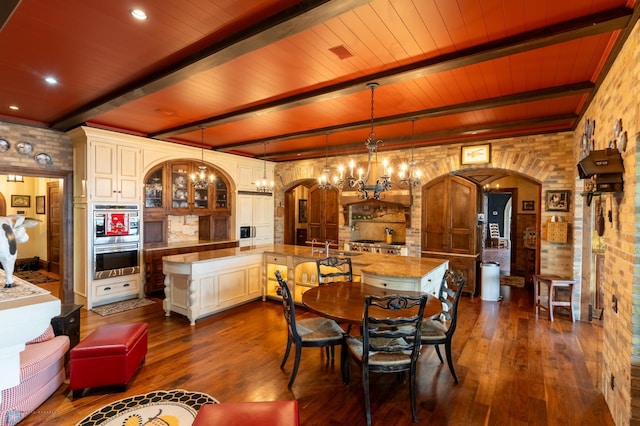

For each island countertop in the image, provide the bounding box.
[162,243,447,280]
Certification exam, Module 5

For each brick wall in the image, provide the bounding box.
[0,121,73,172]
[576,17,640,425]
[275,130,575,282]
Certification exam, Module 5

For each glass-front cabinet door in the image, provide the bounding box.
[171,163,190,210]
[215,179,228,209]
[144,167,164,208]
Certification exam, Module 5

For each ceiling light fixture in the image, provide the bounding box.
[255,142,274,193]
[399,118,421,187]
[339,82,392,200]
[318,132,339,190]
[9,105,19,111]
[44,76,58,85]
[130,9,148,20]
[191,127,215,189]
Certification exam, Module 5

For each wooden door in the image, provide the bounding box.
[308,186,339,244]
[47,181,61,274]
[423,175,478,254]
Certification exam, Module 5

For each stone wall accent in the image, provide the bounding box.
[0,121,73,172]
[275,130,575,286]
[576,17,640,425]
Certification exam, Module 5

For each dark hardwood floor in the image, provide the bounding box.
[25,282,613,425]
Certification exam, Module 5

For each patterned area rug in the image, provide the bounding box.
[75,389,218,426]
[14,270,57,284]
[92,298,156,316]
[500,275,525,287]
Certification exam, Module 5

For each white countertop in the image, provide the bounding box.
[163,244,446,279]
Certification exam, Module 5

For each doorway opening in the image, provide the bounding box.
[483,190,515,274]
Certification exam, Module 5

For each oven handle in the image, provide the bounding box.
[94,242,139,254]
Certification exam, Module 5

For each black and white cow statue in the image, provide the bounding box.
[0,216,40,288]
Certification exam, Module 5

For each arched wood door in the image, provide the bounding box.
[422,175,481,294]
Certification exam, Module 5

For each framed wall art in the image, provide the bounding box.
[545,190,570,212]
[36,195,46,214]
[11,194,30,208]
[522,200,535,211]
[460,144,491,165]
[298,199,308,223]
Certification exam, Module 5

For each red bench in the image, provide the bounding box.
[70,322,148,398]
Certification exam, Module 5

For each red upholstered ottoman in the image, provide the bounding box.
[193,400,299,426]
[70,322,148,398]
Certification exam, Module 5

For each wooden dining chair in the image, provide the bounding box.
[316,256,353,284]
[343,294,427,426]
[419,269,466,383]
[315,257,354,334]
[275,270,345,388]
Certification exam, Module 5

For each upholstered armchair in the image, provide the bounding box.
[0,325,69,426]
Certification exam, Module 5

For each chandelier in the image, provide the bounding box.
[399,118,421,187]
[255,141,274,193]
[191,127,215,189]
[318,132,340,190]
[340,82,391,200]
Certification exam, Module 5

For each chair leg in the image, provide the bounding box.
[288,344,303,388]
[434,344,444,364]
[444,340,458,383]
[280,337,292,369]
[410,365,419,423]
[341,343,350,384]
[363,367,372,426]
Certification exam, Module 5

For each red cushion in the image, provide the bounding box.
[193,401,299,426]
[71,322,147,358]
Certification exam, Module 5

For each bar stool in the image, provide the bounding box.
[533,274,575,322]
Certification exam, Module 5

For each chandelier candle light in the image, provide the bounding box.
[255,141,274,193]
[191,127,215,189]
[342,82,391,200]
[319,83,420,198]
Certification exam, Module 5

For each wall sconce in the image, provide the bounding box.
[7,175,24,182]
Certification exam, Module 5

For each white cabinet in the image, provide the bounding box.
[90,141,142,203]
[264,256,319,304]
[237,165,265,191]
[362,261,448,298]
[238,193,274,246]
[163,253,263,325]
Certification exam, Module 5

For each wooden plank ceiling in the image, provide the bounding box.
[0,0,638,161]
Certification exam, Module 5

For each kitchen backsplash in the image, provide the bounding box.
[167,215,200,242]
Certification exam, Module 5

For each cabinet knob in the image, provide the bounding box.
[382,282,387,287]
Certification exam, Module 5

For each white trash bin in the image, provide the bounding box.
[481,261,501,301]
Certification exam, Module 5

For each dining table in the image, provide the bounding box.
[301,281,441,324]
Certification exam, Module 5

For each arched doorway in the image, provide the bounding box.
[283,179,339,247]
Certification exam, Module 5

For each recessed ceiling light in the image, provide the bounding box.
[130,9,148,20]
[9,105,19,111]
[44,76,58,85]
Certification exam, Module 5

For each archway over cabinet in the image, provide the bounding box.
[142,159,232,244]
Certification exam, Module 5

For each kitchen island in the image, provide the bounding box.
[163,244,448,325]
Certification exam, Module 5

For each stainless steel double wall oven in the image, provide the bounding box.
[93,204,140,280]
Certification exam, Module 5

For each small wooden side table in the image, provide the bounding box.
[533,275,575,322]
[51,304,83,362]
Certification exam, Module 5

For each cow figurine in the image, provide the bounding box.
[0,216,40,288]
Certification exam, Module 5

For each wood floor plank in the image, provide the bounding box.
[19,282,614,426]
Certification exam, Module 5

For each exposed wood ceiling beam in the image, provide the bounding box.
[264,114,577,161]
[50,0,373,131]
[215,82,593,152]
[0,0,21,32]
[152,7,629,140]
